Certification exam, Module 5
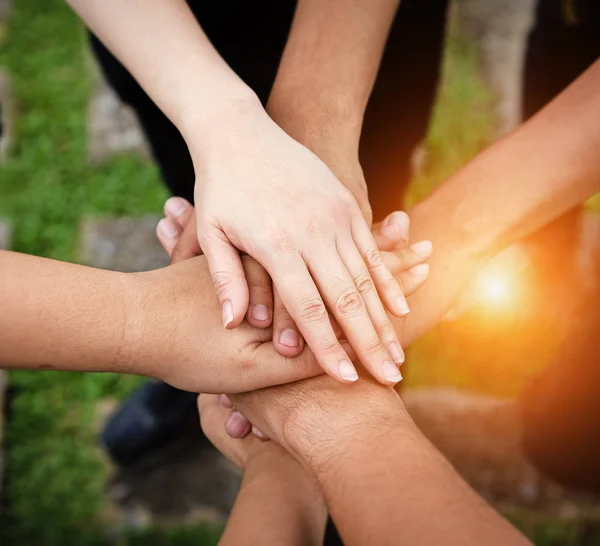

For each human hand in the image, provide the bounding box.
[197,393,279,470]
[189,108,410,385]
[121,256,322,394]
[158,197,432,363]
[229,372,412,473]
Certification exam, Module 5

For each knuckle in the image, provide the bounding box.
[211,270,237,298]
[363,337,384,356]
[381,273,401,292]
[353,271,375,296]
[319,338,343,357]
[363,247,384,270]
[298,297,328,323]
[335,288,363,316]
[306,219,322,240]
[267,227,296,255]
[374,317,395,338]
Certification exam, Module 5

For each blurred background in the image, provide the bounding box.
[0,0,599,544]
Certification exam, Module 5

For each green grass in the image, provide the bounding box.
[0,1,174,544]
[0,1,596,545]
[406,25,496,206]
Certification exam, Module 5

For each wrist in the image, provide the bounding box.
[283,386,412,473]
[267,84,363,152]
[177,85,265,158]
[267,88,371,224]
[115,270,171,380]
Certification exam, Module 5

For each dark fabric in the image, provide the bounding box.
[89,0,447,220]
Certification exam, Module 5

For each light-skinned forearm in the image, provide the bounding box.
[66,0,260,148]
[294,414,530,546]
[400,60,600,344]
[0,250,131,373]
[220,447,326,546]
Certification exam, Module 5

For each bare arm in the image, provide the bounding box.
[0,250,321,393]
[400,60,600,345]
[67,0,409,388]
[66,0,256,142]
[198,394,326,546]
[232,376,530,546]
[221,448,326,546]
[0,250,130,372]
[268,0,400,222]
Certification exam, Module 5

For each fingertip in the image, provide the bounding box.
[273,340,304,358]
[337,359,359,383]
[221,283,251,330]
[164,196,191,219]
[394,294,411,317]
[381,360,403,385]
[410,240,433,260]
[220,394,233,409]
[157,218,178,257]
[381,211,410,242]
[247,304,273,328]
[410,263,429,283]
[225,411,251,438]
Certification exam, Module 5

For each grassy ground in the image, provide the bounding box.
[0,2,171,544]
[0,1,596,545]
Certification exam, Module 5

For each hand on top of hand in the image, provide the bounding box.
[183,113,429,385]
[158,196,432,367]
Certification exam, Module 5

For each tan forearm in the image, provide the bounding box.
[220,448,326,546]
[400,60,600,345]
[269,0,399,148]
[0,250,131,373]
[310,421,529,546]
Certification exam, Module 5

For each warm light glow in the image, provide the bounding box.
[444,245,529,320]
[476,271,511,305]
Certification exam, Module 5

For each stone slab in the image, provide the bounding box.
[106,431,241,529]
[87,57,150,164]
[0,0,10,23]
[456,0,538,136]
[80,216,169,273]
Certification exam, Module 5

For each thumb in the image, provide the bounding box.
[171,214,203,264]
[201,228,249,330]
[373,211,410,251]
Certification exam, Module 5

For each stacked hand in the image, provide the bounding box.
[156,196,431,434]
[179,110,431,384]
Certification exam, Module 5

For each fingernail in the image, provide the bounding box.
[219,394,233,409]
[396,296,410,316]
[225,411,251,438]
[251,304,271,322]
[388,342,405,365]
[165,197,187,217]
[157,218,178,238]
[409,263,429,282]
[279,328,300,348]
[382,361,403,383]
[382,211,410,242]
[252,426,269,440]
[222,300,234,327]
[338,359,359,382]
[410,240,433,259]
